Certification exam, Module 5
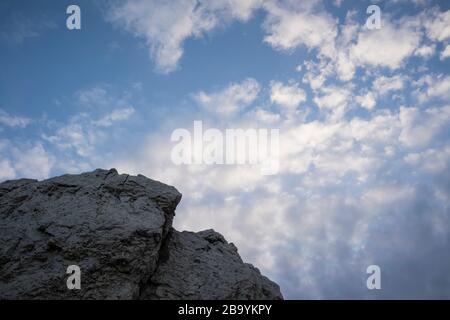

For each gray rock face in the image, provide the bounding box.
[141,229,282,300]
[0,169,282,300]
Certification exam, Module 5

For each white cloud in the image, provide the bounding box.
[94,107,135,127]
[414,44,436,59]
[313,86,351,120]
[405,146,450,174]
[270,81,306,112]
[302,59,335,91]
[108,0,215,73]
[0,109,31,128]
[194,78,260,116]
[0,141,53,181]
[399,105,450,148]
[262,0,337,58]
[362,185,415,205]
[43,115,98,158]
[336,51,356,81]
[43,106,136,158]
[350,18,421,70]
[0,159,15,180]
[424,9,450,42]
[248,107,281,125]
[107,0,261,73]
[440,44,450,60]
[75,84,137,109]
[107,0,341,73]
[41,84,140,158]
[415,74,450,102]
[12,144,54,180]
[355,92,376,110]
[44,105,136,158]
[75,86,110,107]
[373,75,406,96]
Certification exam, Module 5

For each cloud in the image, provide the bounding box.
[373,75,407,96]
[399,105,450,148]
[262,0,337,58]
[94,107,135,127]
[440,45,450,60]
[355,92,376,110]
[75,84,138,109]
[194,78,260,116]
[414,74,450,102]
[43,85,139,158]
[107,0,339,73]
[248,108,281,125]
[43,107,136,157]
[0,140,53,180]
[0,109,31,128]
[301,59,335,91]
[424,9,450,42]
[75,86,111,107]
[105,1,448,81]
[12,144,54,180]
[270,81,307,112]
[404,146,450,174]
[107,0,261,73]
[43,114,98,158]
[313,86,351,120]
[414,44,436,59]
[350,18,421,70]
[0,158,15,181]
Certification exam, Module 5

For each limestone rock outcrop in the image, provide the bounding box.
[0,169,283,300]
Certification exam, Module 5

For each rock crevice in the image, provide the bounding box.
[0,169,282,300]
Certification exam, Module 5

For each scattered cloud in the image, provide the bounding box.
[414,44,436,59]
[107,0,261,73]
[0,109,31,128]
[424,9,450,42]
[355,91,376,110]
[350,18,421,70]
[270,81,306,112]
[94,107,135,127]
[373,75,407,96]
[0,140,53,180]
[414,74,450,102]
[262,0,337,58]
[399,105,450,148]
[194,78,260,116]
[440,44,450,60]
[313,86,351,120]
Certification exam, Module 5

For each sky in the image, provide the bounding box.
[1,0,450,299]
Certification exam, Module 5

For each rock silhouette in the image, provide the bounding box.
[0,169,282,300]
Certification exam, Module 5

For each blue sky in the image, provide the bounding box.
[1,0,450,299]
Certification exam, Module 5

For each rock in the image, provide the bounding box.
[141,229,283,300]
[0,169,282,300]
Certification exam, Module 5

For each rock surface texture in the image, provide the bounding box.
[0,169,283,300]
